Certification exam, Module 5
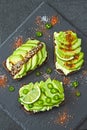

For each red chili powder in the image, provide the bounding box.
[54,111,73,126]
[70,128,72,130]
[13,36,23,49]
[63,77,71,85]
[82,70,87,77]
[51,16,59,26]
[0,75,7,87]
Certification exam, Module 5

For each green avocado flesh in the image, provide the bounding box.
[54,31,84,75]
[19,78,65,113]
[6,39,47,79]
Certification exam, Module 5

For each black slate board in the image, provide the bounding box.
[0,2,87,130]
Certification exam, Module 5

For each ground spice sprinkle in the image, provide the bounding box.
[54,110,73,127]
[0,75,7,88]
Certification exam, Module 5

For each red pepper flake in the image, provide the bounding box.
[51,16,59,26]
[82,70,87,77]
[65,31,76,44]
[70,128,72,130]
[54,111,73,127]
[13,36,23,49]
[35,16,42,25]
[0,75,7,88]
[63,77,71,85]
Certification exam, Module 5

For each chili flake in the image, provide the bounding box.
[54,110,73,127]
[0,75,7,88]
[13,37,23,49]
[63,77,70,85]
[51,16,59,26]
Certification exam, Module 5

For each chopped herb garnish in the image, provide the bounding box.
[75,91,81,97]
[72,81,79,88]
[36,31,43,37]
[18,97,21,103]
[8,86,15,92]
[35,71,41,76]
[46,68,52,74]
[18,96,23,103]
[45,23,52,29]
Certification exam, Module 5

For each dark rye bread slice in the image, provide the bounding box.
[3,39,48,80]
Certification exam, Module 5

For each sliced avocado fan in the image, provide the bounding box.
[54,30,84,75]
[5,39,47,79]
[18,78,65,113]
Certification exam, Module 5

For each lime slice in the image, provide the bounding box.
[21,86,41,104]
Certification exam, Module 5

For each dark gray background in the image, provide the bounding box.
[0,0,87,130]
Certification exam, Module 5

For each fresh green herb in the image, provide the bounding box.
[8,86,15,92]
[18,97,21,103]
[72,81,79,88]
[75,91,81,97]
[46,68,52,74]
[35,71,41,76]
[45,23,52,29]
[36,31,43,37]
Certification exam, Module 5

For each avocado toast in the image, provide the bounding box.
[54,30,84,75]
[18,78,65,113]
[5,39,47,79]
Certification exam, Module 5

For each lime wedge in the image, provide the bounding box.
[21,86,41,104]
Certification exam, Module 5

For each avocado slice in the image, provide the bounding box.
[56,56,84,70]
[14,64,26,79]
[25,39,39,44]
[57,38,81,50]
[37,50,42,65]
[13,49,27,57]
[18,46,32,52]
[55,47,74,61]
[57,45,81,57]
[40,44,47,65]
[8,55,23,64]
[66,52,84,64]
[54,31,78,45]
[26,58,32,71]
[30,54,38,70]
[22,43,37,48]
